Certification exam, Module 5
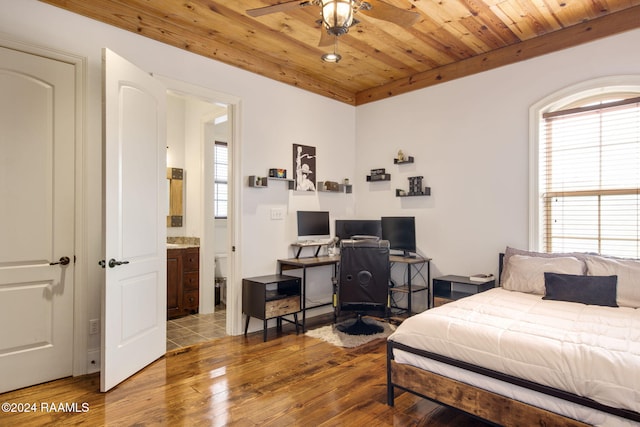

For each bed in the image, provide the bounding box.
[387,247,640,426]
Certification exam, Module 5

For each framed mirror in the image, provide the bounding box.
[167,167,183,227]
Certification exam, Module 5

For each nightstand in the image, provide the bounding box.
[433,275,495,307]
[242,274,301,341]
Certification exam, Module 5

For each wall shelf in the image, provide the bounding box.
[396,188,431,197]
[396,176,430,197]
[248,175,294,189]
[270,177,295,190]
[394,156,414,164]
[366,174,391,182]
[317,181,353,193]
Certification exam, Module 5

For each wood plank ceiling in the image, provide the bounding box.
[40,0,640,105]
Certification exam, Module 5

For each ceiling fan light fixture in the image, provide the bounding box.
[322,35,342,63]
[321,52,342,62]
[321,0,355,36]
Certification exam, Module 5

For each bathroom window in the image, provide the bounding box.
[214,141,228,219]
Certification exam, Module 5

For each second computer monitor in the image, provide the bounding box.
[381,216,416,257]
[335,219,382,242]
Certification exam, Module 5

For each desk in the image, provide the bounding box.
[277,254,431,330]
[389,256,431,315]
[278,255,340,332]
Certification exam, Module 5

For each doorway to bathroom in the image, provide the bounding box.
[162,78,240,347]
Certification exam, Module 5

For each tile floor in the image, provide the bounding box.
[166,305,227,351]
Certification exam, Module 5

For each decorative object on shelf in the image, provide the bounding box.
[344,178,349,185]
[367,168,391,181]
[269,168,287,178]
[293,144,316,191]
[317,181,352,193]
[394,152,415,164]
[469,273,495,283]
[396,176,431,197]
[248,175,268,187]
[325,181,340,191]
[409,176,424,195]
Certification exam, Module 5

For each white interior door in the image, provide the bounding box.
[102,48,166,392]
[0,46,75,393]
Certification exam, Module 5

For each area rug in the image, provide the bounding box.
[305,319,395,348]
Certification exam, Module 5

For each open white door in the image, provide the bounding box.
[102,48,166,392]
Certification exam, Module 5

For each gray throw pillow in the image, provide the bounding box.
[543,272,618,307]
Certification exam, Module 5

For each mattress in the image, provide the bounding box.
[388,288,640,414]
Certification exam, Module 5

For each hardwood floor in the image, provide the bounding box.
[1,319,491,426]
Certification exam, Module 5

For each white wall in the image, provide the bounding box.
[356,28,640,294]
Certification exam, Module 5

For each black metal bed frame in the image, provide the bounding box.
[386,340,640,423]
[385,253,640,424]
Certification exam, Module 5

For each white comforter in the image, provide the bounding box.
[388,288,640,413]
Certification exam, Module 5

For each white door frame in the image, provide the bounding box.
[156,75,242,335]
[0,36,88,377]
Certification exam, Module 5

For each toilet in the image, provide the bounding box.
[214,253,228,305]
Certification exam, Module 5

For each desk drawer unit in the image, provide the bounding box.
[265,295,300,318]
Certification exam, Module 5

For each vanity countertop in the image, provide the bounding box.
[166,243,199,249]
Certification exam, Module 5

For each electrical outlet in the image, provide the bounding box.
[270,207,285,220]
[87,349,100,374]
[89,319,99,335]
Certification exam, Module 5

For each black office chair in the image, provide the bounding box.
[333,239,390,335]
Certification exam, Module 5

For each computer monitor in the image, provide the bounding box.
[381,216,416,257]
[335,219,382,242]
[297,211,330,240]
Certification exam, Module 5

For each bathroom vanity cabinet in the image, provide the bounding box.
[167,246,200,319]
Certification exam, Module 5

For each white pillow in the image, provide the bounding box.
[586,255,640,308]
[502,254,585,295]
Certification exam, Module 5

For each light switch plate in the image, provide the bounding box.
[270,208,285,220]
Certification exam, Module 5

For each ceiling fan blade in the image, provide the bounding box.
[318,30,334,47]
[247,1,314,18]
[361,0,420,27]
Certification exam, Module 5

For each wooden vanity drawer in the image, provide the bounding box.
[183,290,199,310]
[183,249,199,271]
[265,296,300,319]
[183,272,199,291]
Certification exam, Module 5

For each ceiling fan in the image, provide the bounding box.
[246,0,420,49]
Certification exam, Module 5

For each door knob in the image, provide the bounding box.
[50,256,71,266]
[108,258,130,268]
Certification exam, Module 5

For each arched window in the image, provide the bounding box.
[530,77,640,257]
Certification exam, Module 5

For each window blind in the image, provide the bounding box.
[540,96,640,258]
[214,141,228,218]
